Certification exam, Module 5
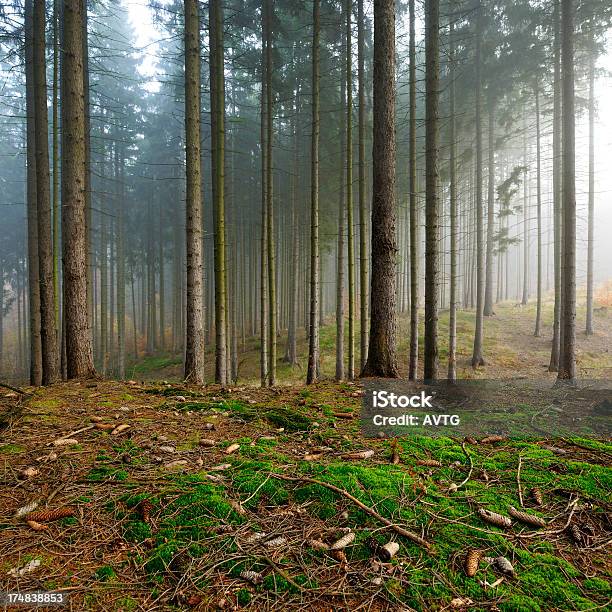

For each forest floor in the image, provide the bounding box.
[0,297,611,611]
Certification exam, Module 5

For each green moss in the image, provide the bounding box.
[0,443,26,454]
[95,565,116,581]
[124,521,152,543]
[236,589,252,606]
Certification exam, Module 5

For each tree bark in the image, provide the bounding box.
[558,0,576,383]
[585,24,595,336]
[448,18,457,383]
[471,2,485,367]
[423,0,440,382]
[183,0,205,383]
[306,0,320,385]
[25,0,43,386]
[61,0,95,379]
[361,0,398,378]
[408,0,418,381]
[483,89,495,317]
[346,0,355,380]
[534,85,542,337]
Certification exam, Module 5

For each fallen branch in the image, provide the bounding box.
[0,381,32,397]
[456,442,474,490]
[270,473,431,549]
[262,556,307,592]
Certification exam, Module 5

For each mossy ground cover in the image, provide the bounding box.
[0,379,609,610]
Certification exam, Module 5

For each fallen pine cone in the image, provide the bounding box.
[111,424,130,436]
[26,520,47,531]
[477,508,512,529]
[333,412,354,419]
[307,539,329,551]
[492,556,515,576]
[342,450,374,460]
[465,436,477,445]
[26,507,75,523]
[568,523,591,546]
[465,549,481,577]
[199,438,216,447]
[138,500,154,523]
[14,500,39,519]
[330,531,355,550]
[264,536,287,548]
[225,443,240,455]
[531,487,543,506]
[416,459,442,467]
[94,423,115,431]
[240,570,263,585]
[508,506,547,528]
[330,549,348,571]
[480,435,504,444]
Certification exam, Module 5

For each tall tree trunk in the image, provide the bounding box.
[408,0,418,380]
[357,0,368,370]
[549,0,562,371]
[585,24,595,336]
[521,117,529,306]
[61,0,95,379]
[448,18,457,383]
[423,0,440,382]
[483,89,495,317]
[346,0,355,380]
[361,0,398,378]
[534,85,542,337]
[33,0,59,384]
[25,0,42,386]
[558,0,576,383]
[471,2,485,367]
[210,0,227,386]
[52,0,60,343]
[264,0,276,386]
[336,69,346,382]
[306,0,320,385]
[117,142,126,378]
[183,0,205,383]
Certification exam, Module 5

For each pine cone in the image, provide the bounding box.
[240,569,263,585]
[530,487,543,506]
[493,556,515,576]
[26,507,75,522]
[477,508,512,529]
[416,459,442,467]
[330,531,355,550]
[508,506,547,528]
[139,500,153,523]
[330,549,348,571]
[464,549,481,577]
[480,435,504,444]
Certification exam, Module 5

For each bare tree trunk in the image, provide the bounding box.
[549,0,562,372]
[259,45,269,387]
[117,142,126,379]
[336,69,346,382]
[25,0,42,386]
[183,0,205,383]
[346,0,355,380]
[448,18,457,383]
[471,2,485,367]
[264,0,276,386]
[61,0,95,379]
[52,0,60,344]
[357,0,368,370]
[423,0,440,382]
[33,0,59,384]
[483,89,495,317]
[306,0,320,385]
[534,85,542,337]
[408,0,418,380]
[585,24,595,336]
[361,0,399,378]
[558,0,576,383]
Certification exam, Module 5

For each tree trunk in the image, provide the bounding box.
[183,0,205,383]
[483,89,495,317]
[361,0,398,378]
[25,0,42,386]
[549,0,562,372]
[210,0,227,386]
[306,0,320,385]
[423,0,440,382]
[408,0,418,380]
[117,143,126,379]
[346,0,355,380]
[61,0,95,379]
[471,2,485,367]
[448,19,457,383]
[585,24,595,336]
[52,0,60,344]
[336,67,346,382]
[534,85,542,337]
[33,0,59,384]
[558,0,576,383]
[357,0,368,370]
